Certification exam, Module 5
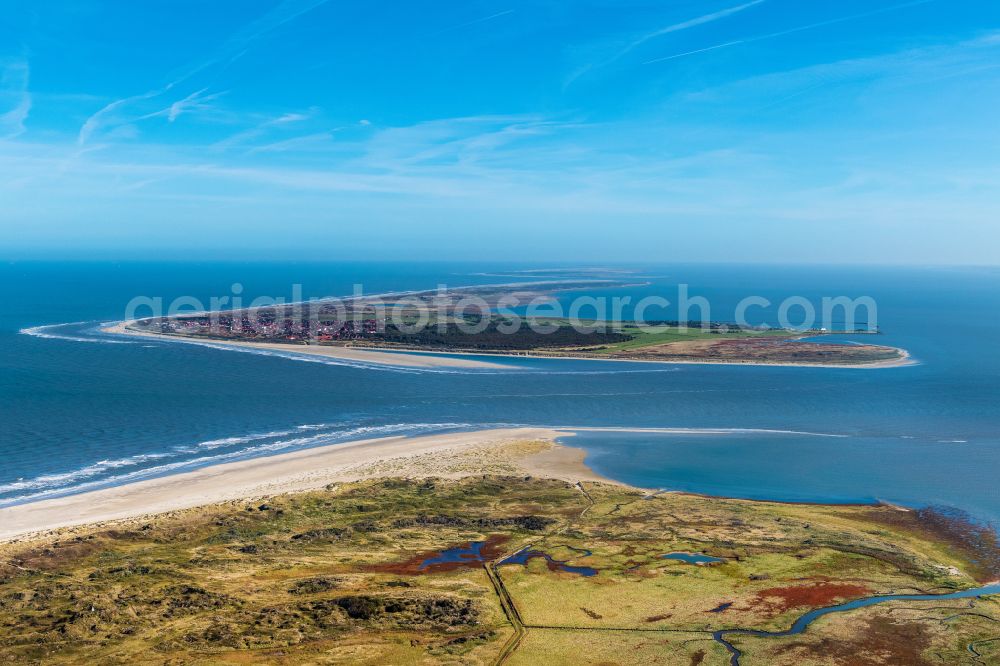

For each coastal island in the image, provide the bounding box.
[117,281,910,368]
[0,429,995,665]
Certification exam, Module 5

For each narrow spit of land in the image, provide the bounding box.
[111,279,912,368]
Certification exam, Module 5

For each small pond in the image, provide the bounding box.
[499,547,598,577]
[418,542,488,570]
[663,552,724,565]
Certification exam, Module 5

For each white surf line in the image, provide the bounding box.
[0,421,484,508]
[19,322,136,344]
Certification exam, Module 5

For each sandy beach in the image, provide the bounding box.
[350,344,917,369]
[0,428,609,543]
[105,321,915,370]
[101,322,512,370]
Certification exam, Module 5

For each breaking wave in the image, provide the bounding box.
[0,421,490,507]
[19,322,135,344]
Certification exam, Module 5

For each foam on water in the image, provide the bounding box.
[0,421,490,507]
[194,430,300,450]
[19,322,136,344]
[0,450,178,494]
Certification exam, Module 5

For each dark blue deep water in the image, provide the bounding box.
[1,262,998,524]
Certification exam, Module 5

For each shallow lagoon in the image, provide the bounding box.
[561,429,1000,525]
[417,542,490,570]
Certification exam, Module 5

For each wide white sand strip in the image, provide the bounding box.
[0,428,584,543]
[102,322,511,370]
[202,339,513,369]
[103,322,913,370]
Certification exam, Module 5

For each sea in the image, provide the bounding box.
[2,261,999,525]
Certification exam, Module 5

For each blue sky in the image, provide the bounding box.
[1,0,999,262]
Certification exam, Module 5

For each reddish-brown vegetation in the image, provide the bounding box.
[864,505,1000,582]
[751,582,871,614]
[774,616,933,666]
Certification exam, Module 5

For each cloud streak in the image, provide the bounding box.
[166,88,226,122]
[425,8,514,37]
[212,111,316,151]
[163,0,335,88]
[565,0,765,87]
[620,0,765,59]
[644,0,937,64]
[0,60,31,138]
[76,0,333,145]
[77,89,160,145]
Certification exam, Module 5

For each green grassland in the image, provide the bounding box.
[506,629,725,666]
[1,477,994,665]
[592,323,791,353]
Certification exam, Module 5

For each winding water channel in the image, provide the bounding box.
[713,584,1000,665]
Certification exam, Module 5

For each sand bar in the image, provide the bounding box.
[0,428,607,543]
[104,321,914,370]
[102,317,915,370]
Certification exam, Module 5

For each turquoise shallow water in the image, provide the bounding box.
[663,552,724,564]
[1,262,999,523]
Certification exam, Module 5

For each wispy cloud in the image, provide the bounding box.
[0,60,31,138]
[163,0,335,87]
[3,70,999,263]
[644,0,937,65]
[679,28,1000,107]
[77,89,160,145]
[165,88,226,122]
[356,114,579,171]
[620,0,765,59]
[424,9,514,37]
[248,130,345,154]
[3,1,998,263]
[212,110,316,151]
[565,1,765,87]
[76,0,333,145]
